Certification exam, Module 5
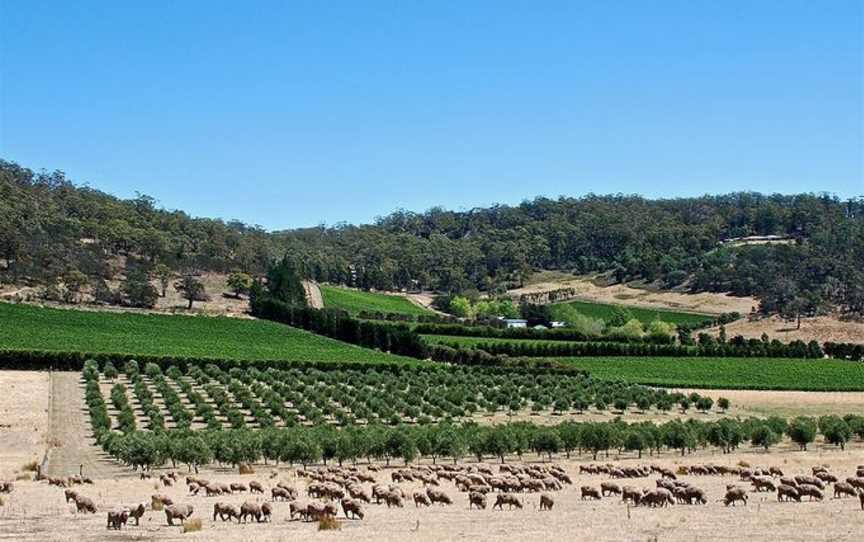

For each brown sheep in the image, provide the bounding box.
[261,502,272,522]
[794,476,825,490]
[539,493,554,511]
[64,489,78,503]
[213,502,240,522]
[751,476,776,492]
[384,491,404,508]
[230,482,248,493]
[580,486,601,500]
[289,501,308,521]
[622,486,643,505]
[341,498,365,520]
[769,467,784,477]
[601,482,621,497]
[468,491,487,510]
[426,487,453,505]
[815,472,838,484]
[164,504,194,526]
[834,482,858,499]
[74,494,97,514]
[494,494,522,510]
[680,486,707,505]
[777,484,801,502]
[641,488,674,508]
[127,503,146,526]
[413,491,432,507]
[780,477,798,488]
[240,501,262,523]
[846,477,864,490]
[272,487,292,501]
[159,475,173,487]
[106,507,129,530]
[797,484,824,502]
[249,480,264,494]
[723,487,748,507]
[152,494,174,508]
[348,485,371,503]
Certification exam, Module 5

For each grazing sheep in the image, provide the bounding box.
[622,486,643,505]
[834,482,858,499]
[751,476,777,492]
[164,504,194,526]
[348,485,371,503]
[384,491,404,508]
[230,482,248,493]
[539,494,554,511]
[261,502,272,522]
[249,480,264,494]
[600,482,621,497]
[641,489,674,508]
[64,489,78,503]
[159,475,173,487]
[341,498,365,520]
[797,484,824,502]
[426,487,453,505]
[106,507,129,530]
[815,472,838,484]
[240,501,262,523]
[213,502,240,522]
[846,477,864,490]
[580,486,601,500]
[413,491,432,507]
[723,487,748,507]
[794,476,825,490]
[494,494,522,510]
[289,501,308,521]
[127,503,146,525]
[272,487,293,501]
[468,491,487,510]
[74,495,97,514]
[769,467,784,477]
[780,477,798,488]
[777,484,801,503]
[152,494,174,508]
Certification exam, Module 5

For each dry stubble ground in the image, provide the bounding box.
[2,371,864,542]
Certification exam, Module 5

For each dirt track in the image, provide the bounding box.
[42,372,125,479]
[303,280,324,309]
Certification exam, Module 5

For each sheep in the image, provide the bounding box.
[249,480,264,494]
[426,487,453,505]
[127,503,146,525]
[348,485,371,503]
[164,504,194,526]
[261,502,272,522]
[493,494,522,510]
[797,484,824,502]
[413,491,432,507]
[539,493,554,511]
[580,486,601,500]
[794,476,825,490]
[621,486,643,505]
[272,487,293,501]
[680,486,707,505]
[106,507,129,530]
[600,482,621,497]
[151,494,174,508]
[240,501,262,523]
[341,498,365,520]
[834,482,858,499]
[777,484,801,503]
[641,489,674,508]
[846,477,864,490]
[289,500,308,521]
[74,494,97,514]
[769,466,784,477]
[723,487,748,507]
[751,476,776,492]
[384,490,404,508]
[230,482,248,493]
[780,477,798,488]
[859,489,864,510]
[64,489,78,503]
[213,502,240,522]
[468,491,487,510]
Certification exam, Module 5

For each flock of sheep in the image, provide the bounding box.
[7,459,864,532]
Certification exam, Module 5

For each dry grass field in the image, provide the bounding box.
[1,371,863,541]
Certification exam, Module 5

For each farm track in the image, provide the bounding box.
[42,372,126,480]
[303,280,324,309]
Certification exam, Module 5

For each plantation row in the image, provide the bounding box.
[93,360,734,433]
[425,335,832,359]
[83,362,864,470]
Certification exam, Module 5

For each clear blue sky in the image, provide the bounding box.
[1,1,861,229]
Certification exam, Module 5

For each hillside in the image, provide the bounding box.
[319,284,433,317]
[0,302,410,363]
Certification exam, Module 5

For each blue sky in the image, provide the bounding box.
[1,0,861,229]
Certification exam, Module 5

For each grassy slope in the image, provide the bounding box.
[320,285,432,316]
[551,299,714,326]
[556,356,864,391]
[0,302,411,363]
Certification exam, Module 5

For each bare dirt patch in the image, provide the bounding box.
[705,314,864,345]
[509,275,757,316]
[0,371,48,479]
[673,388,864,419]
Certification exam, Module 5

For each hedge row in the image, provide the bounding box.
[414,323,675,344]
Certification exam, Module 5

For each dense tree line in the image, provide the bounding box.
[3,160,862,319]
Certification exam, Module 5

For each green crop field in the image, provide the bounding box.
[555,356,864,391]
[0,302,411,363]
[320,284,433,317]
[551,299,715,327]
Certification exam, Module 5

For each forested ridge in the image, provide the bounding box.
[2,159,862,318]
